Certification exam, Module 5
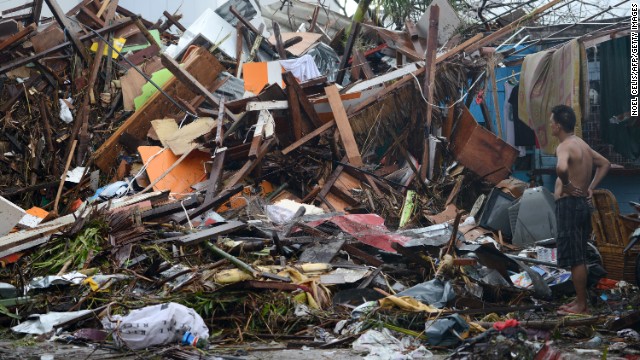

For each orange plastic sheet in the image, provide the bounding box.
[138,146,210,197]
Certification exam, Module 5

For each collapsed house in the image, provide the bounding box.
[0,0,638,358]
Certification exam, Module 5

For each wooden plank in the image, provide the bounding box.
[44,0,89,62]
[325,85,362,166]
[96,0,110,18]
[246,101,288,111]
[282,71,323,128]
[420,4,439,183]
[284,71,303,141]
[93,47,222,172]
[282,120,335,155]
[353,50,374,80]
[0,23,36,52]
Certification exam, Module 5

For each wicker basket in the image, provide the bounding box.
[591,190,640,283]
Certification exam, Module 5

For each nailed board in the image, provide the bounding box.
[94,47,224,172]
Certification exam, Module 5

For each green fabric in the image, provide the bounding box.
[599,35,638,159]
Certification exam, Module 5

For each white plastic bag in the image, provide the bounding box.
[59,98,73,123]
[101,302,209,350]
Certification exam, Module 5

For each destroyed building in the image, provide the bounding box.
[0,0,638,358]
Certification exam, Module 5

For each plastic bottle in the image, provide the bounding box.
[181,331,209,349]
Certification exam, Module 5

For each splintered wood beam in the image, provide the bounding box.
[282,120,335,155]
[420,4,439,183]
[44,0,89,62]
[272,21,287,59]
[325,85,362,166]
[163,10,186,32]
[204,150,226,202]
[0,23,36,52]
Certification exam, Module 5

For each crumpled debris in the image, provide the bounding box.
[12,310,92,335]
[352,328,433,360]
[618,329,640,341]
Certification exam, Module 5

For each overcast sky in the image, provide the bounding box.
[0,0,632,29]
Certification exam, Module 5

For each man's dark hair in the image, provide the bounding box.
[551,105,576,133]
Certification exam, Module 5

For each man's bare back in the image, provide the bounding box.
[554,136,594,199]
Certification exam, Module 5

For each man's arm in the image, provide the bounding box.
[556,145,570,186]
[588,148,611,197]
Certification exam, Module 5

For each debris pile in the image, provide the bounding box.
[0,0,638,358]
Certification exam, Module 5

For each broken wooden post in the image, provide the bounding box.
[309,6,320,32]
[272,21,287,59]
[31,0,44,24]
[420,4,439,183]
[162,10,187,32]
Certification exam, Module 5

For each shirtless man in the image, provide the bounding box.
[550,104,610,315]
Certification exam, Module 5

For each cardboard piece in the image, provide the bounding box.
[151,118,217,155]
[138,146,210,197]
[0,196,25,236]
